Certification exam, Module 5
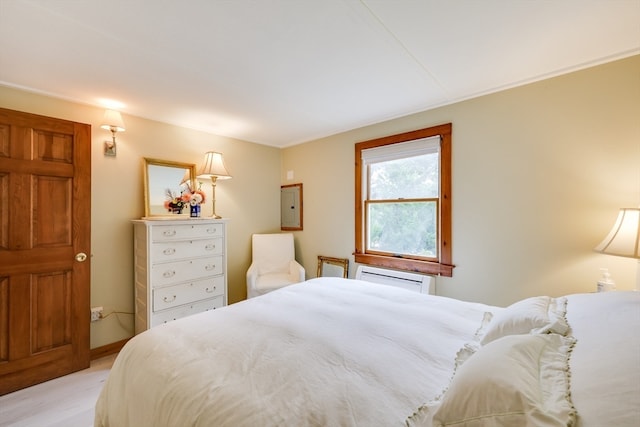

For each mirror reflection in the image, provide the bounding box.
[317,256,349,278]
[143,158,196,217]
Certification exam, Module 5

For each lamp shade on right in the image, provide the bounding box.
[594,208,640,259]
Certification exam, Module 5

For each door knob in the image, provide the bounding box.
[75,252,88,262]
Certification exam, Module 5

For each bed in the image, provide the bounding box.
[95,277,639,426]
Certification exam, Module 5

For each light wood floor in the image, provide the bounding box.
[0,354,116,427]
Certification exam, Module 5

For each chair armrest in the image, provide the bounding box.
[289,260,306,282]
[246,263,259,288]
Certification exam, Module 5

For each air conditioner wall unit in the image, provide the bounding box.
[355,265,434,295]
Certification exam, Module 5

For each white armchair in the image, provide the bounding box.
[246,233,305,298]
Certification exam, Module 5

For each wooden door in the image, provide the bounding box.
[0,108,91,395]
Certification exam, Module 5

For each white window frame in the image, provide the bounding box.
[361,136,440,260]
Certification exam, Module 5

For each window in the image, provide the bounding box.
[355,123,453,277]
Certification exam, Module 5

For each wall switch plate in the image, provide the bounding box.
[90,306,103,322]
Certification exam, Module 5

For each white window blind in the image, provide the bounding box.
[361,135,440,164]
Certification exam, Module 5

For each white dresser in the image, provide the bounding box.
[132,218,228,334]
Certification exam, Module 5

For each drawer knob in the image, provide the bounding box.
[163,230,177,237]
[163,295,177,303]
[206,286,216,293]
[205,264,215,271]
[205,244,215,251]
[206,227,216,234]
[163,270,176,278]
[163,248,176,255]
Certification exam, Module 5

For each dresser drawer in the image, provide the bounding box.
[153,276,225,311]
[151,237,223,261]
[151,255,224,287]
[151,296,224,327]
[152,223,224,242]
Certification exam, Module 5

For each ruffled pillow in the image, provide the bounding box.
[407,334,576,427]
[479,296,569,345]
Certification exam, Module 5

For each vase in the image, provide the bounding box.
[190,204,201,218]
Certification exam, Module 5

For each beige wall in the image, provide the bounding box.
[2,55,638,349]
[283,55,640,306]
[0,86,282,349]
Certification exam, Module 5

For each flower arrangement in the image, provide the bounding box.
[164,189,185,213]
[164,183,206,215]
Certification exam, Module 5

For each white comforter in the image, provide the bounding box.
[566,291,640,427]
[95,278,493,427]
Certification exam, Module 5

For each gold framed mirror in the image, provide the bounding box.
[317,256,349,278]
[143,158,196,217]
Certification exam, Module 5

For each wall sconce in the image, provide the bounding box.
[594,207,640,291]
[100,109,125,156]
[197,151,232,218]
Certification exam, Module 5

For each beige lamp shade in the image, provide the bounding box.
[100,110,126,132]
[197,152,232,180]
[594,208,640,259]
[197,151,231,218]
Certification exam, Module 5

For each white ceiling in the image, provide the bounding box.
[1,1,638,147]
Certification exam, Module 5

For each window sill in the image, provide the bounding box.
[354,253,454,277]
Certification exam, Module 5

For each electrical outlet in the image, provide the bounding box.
[90,306,103,322]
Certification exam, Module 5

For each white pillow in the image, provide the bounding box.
[480,296,569,345]
[431,334,576,427]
